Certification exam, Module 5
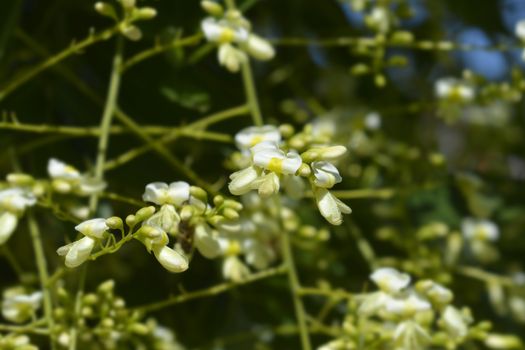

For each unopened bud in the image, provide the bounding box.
[6,173,34,186]
[135,206,156,221]
[223,199,243,211]
[213,195,224,206]
[95,2,117,18]
[180,205,193,221]
[223,208,239,220]
[125,214,136,227]
[190,186,208,202]
[105,216,123,230]
[135,7,157,20]
[201,0,224,17]
[98,279,115,294]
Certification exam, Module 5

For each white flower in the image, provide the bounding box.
[441,305,469,339]
[245,34,275,60]
[370,267,411,294]
[194,224,221,259]
[461,218,499,242]
[0,188,36,213]
[2,289,42,323]
[252,142,302,175]
[223,255,250,282]
[515,19,525,41]
[143,181,190,206]
[145,204,181,236]
[364,112,382,130]
[201,17,248,44]
[229,166,261,196]
[218,43,247,72]
[235,125,281,150]
[75,218,109,239]
[57,236,96,268]
[243,239,275,270]
[385,293,431,317]
[0,211,18,245]
[393,320,431,349]
[47,158,81,180]
[313,187,351,225]
[253,172,280,197]
[311,161,342,188]
[435,77,475,102]
[153,245,189,273]
[368,6,390,33]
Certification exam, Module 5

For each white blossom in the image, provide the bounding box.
[153,245,188,273]
[252,142,302,175]
[0,188,36,213]
[461,218,499,242]
[235,125,281,150]
[57,236,96,268]
[0,212,18,245]
[218,43,247,72]
[311,161,342,188]
[245,34,275,61]
[435,77,475,102]
[385,293,431,317]
[370,267,411,294]
[515,19,525,41]
[223,255,250,282]
[194,224,221,259]
[229,166,261,196]
[47,158,81,180]
[201,17,248,44]
[75,218,109,239]
[441,305,469,339]
[313,187,351,225]
[2,288,42,324]
[143,182,190,206]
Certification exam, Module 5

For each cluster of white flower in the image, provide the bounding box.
[320,267,477,350]
[228,125,351,225]
[1,287,42,324]
[57,181,244,274]
[200,0,275,72]
[435,77,475,103]
[218,192,329,282]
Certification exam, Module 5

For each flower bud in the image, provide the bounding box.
[223,199,243,211]
[125,214,137,227]
[52,179,72,193]
[6,173,34,186]
[135,7,157,20]
[190,186,208,202]
[201,0,224,17]
[98,279,115,294]
[223,208,239,220]
[278,124,295,138]
[95,2,117,18]
[135,206,156,222]
[213,195,224,206]
[105,216,123,230]
[246,34,275,61]
[180,205,193,221]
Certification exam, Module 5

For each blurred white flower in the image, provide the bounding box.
[370,267,411,294]
[461,218,499,242]
[313,187,351,225]
[153,245,188,273]
[2,288,42,324]
[235,125,281,150]
[311,161,342,188]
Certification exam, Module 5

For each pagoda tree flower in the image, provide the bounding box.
[1,288,42,324]
[0,188,36,245]
[415,280,454,306]
[235,125,282,150]
[56,218,109,268]
[371,267,411,294]
[200,1,275,73]
[142,181,191,207]
[435,77,475,103]
[219,238,250,282]
[440,305,472,340]
[47,158,106,195]
[461,217,500,263]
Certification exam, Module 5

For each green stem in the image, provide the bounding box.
[275,196,312,350]
[27,212,56,349]
[0,26,118,102]
[68,265,87,350]
[241,59,263,126]
[89,36,124,213]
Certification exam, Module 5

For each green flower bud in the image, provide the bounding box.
[223,199,243,211]
[279,124,295,138]
[190,186,208,202]
[213,195,224,206]
[6,173,34,186]
[201,1,224,17]
[223,208,239,220]
[125,214,137,227]
[95,2,117,19]
[98,279,115,294]
[134,7,157,20]
[180,205,193,221]
[105,216,123,230]
[135,206,156,221]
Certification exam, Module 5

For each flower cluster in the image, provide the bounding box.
[0,333,38,350]
[228,125,351,225]
[200,0,275,72]
[56,181,243,274]
[1,287,42,324]
[47,158,106,196]
[51,280,185,349]
[320,267,484,350]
